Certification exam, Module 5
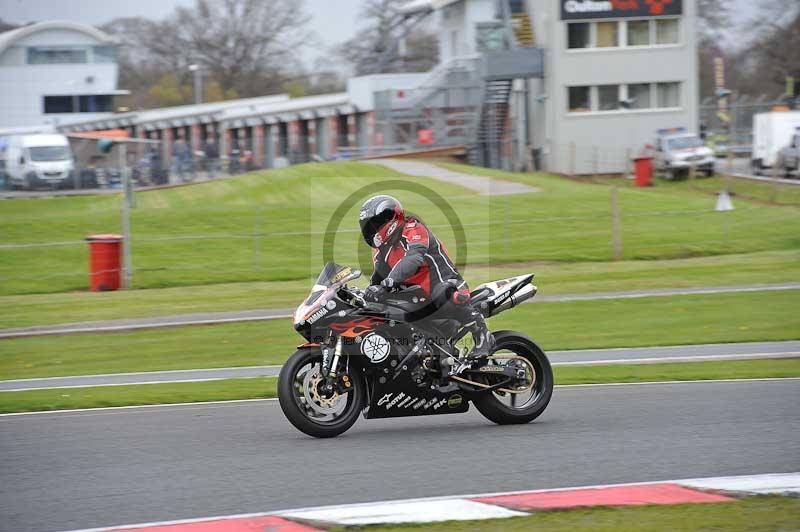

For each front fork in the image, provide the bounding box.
[321,335,352,394]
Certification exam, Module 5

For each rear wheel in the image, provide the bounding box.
[278,347,365,438]
[471,331,553,425]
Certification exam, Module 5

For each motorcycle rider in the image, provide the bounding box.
[358,195,495,361]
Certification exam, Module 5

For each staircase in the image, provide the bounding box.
[471,79,513,167]
[511,12,535,47]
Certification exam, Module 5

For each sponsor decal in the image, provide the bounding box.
[397,396,415,408]
[306,307,328,324]
[385,392,406,410]
[361,333,391,363]
[479,365,506,372]
[432,398,447,410]
[331,267,353,284]
[378,393,392,406]
[359,209,369,220]
[325,300,337,310]
[412,398,427,410]
[447,394,463,408]
[386,220,398,237]
[423,398,438,410]
[561,0,681,20]
[373,233,383,247]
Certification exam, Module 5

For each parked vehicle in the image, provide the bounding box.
[4,134,75,190]
[751,111,800,175]
[776,128,800,178]
[278,262,553,438]
[653,128,715,180]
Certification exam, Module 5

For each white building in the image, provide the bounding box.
[527,0,698,174]
[0,21,125,131]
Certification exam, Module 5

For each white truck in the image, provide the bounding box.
[4,134,75,190]
[751,111,800,175]
[653,128,715,180]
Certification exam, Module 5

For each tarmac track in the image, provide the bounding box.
[0,379,798,532]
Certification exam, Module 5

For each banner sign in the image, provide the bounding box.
[561,0,683,20]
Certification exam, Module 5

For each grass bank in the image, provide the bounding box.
[363,495,800,532]
[2,249,798,329]
[2,161,799,296]
[2,290,798,381]
[1,358,797,414]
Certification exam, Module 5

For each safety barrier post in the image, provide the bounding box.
[611,186,622,261]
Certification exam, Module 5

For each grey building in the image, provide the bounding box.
[526,0,698,174]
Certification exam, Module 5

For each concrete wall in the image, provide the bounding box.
[527,0,698,174]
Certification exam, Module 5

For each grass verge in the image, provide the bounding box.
[1,358,797,414]
[361,496,800,532]
[2,290,798,381]
[2,249,798,329]
[3,161,800,296]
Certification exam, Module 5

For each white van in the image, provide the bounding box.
[751,111,800,174]
[5,134,75,190]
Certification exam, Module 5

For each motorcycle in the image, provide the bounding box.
[278,262,553,438]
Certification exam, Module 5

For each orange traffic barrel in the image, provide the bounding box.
[86,234,122,291]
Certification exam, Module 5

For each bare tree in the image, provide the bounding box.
[102,0,312,107]
[168,0,311,97]
[336,0,438,76]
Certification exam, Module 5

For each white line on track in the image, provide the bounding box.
[1,377,798,418]
[0,364,283,384]
[2,353,796,392]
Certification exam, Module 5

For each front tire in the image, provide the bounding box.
[278,347,365,438]
[472,331,553,425]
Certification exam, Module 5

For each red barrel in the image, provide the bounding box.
[86,234,122,291]
[633,157,653,187]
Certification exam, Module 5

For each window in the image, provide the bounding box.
[92,46,116,63]
[596,21,618,47]
[568,19,679,50]
[657,82,681,107]
[627,20,650,46]
[43,96,74,114]
[655,19,679,44]
[28,47,87,64]
[568,86,591,113]
[79,95,113,113]
[627,83,652,109]
[29,146,70,162]
[598,85,620,111]
[567,22,591,49]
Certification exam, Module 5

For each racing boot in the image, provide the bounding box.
[453,311,495,375]
[467,311,495,359]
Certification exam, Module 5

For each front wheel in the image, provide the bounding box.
[278,347,365,438]
[472,331,554,425]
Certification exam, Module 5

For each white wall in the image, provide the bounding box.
[0,28,119,128]
[347,73,430,110]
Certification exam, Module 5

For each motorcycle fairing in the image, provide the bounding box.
[345,321,470,419]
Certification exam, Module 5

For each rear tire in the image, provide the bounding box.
[278,347,365,438]
[472,331,553,425]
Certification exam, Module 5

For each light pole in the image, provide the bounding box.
[189,64,203,105]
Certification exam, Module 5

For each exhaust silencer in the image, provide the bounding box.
[489,283,537,317]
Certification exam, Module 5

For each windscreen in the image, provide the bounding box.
[28,146,70,162]
[667,136,703,150]
[315,262,358,287]
[303,263,360,307]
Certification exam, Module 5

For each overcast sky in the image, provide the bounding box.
[0,0,773,65]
